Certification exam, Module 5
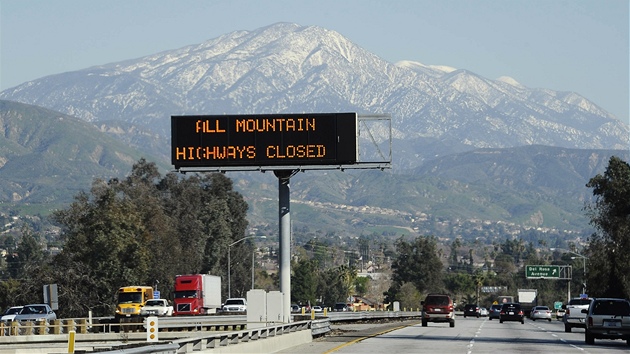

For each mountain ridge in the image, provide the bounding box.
[0,22,626,171]
[0,22,627,239]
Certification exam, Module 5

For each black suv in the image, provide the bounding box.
[464,304,480,318]
[421,294,455,327]
[500,303,524,324]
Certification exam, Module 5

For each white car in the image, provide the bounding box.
[312,306,323,313]
[14,304,57,323]
[140,299,173,317]
[479,307,489,317]
[0,306,23,323]
[222,298,247,312]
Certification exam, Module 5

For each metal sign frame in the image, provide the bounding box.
[172,113,391,172]
[171,112,392,322]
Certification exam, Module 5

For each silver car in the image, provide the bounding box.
[530,306,552,321]
[14,304,57,323]
[583,298,630,345]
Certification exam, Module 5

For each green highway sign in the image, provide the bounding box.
[526,265,560,279]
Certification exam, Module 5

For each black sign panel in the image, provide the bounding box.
[171,113,357,168]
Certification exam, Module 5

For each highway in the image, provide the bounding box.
[3,313,630,353]
[281,317,630,354]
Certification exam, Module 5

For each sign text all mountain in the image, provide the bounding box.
[171,113,357,168]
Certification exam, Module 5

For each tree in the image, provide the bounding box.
[51,185,152,316]
[318,265,356,307]
[354,276,370,297]
[397,282,422,310]
[449,238,461,267]
[443,272,475,304]
[50,159,250,317]
[387,236,444,301]
[6,228,45,281]
[291,259,317,306]
[585,156,630,298]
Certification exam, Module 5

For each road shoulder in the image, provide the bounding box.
[275,319,420,353]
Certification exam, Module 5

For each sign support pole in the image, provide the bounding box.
[275,170,295,322]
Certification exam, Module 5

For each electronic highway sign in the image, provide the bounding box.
[171,113,357,169]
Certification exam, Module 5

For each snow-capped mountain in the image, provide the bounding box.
[1,22,627,170]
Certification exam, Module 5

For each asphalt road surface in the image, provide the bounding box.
[277,317,630,353]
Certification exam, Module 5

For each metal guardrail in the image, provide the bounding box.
[100,311,421,353]
[0,311,423,353]
[0,316,248,337]
[0,310,421,337]
[0,319,92,336]
[326,310,421,322]
[100,320,312,354]
[311,318,331,336]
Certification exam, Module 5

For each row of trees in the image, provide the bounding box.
[291,260,356,307]
[2,156,628,317]
[1,159,253,317]
[383,156,630,308]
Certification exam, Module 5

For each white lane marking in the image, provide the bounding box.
[467,318,486,354]
[532,320,586,352]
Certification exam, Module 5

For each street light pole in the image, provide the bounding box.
[228,235,267,298]
[251,251,255,290]
[570,253,587,295]
[550,248,588,296]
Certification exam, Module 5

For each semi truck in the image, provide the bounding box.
[517,289,538,317]
[115,286,154,319]
[173,274,221,315]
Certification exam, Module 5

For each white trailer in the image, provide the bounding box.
[517,289,538,316]
[201,274,222,313]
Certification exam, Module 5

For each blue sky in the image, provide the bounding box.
[1,0,628,123]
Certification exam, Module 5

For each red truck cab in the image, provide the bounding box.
[173,274,221,315]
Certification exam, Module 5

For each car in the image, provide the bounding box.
[479,307,489,317]
[421,293,455,328]
[499,303,524,324]
[291,304,301,313]
[530,306,552,321]
[582,298,630,346]
[463,304,480,318]
[139,299,173,316]
[312,305,323,313]
[488,304,502,320]
[555,308,566,320]
[333,302,349,312]
[221,298,247,312]
[14,304,56,323]
[0,306,23,323]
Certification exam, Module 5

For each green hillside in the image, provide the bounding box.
[0,100,168,212]
[0,99,626,244]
